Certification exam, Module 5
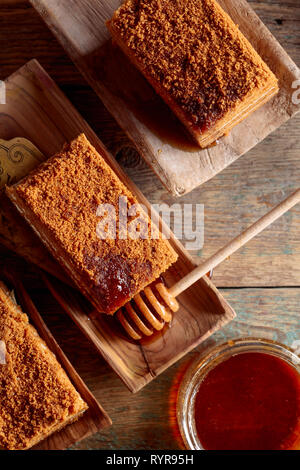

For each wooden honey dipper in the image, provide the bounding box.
[117,189,300,340]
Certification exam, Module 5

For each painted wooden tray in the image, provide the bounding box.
[30,0,300,196]
[1,271,111,450]
[0,60,235,392]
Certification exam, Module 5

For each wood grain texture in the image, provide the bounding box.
[169,189,300,298]
[0,60,236,392]
[1,272,111,450]
[29,0,300,196]
[0,0,299,450]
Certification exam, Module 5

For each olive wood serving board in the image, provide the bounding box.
[0,60,235,392]
[29,0,300,196]
[1,273,111,450]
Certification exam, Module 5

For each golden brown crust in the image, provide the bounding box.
[0,284,87,450]
[6,134,178,314]
[107,0,278,147]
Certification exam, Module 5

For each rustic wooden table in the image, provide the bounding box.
[0,0,299,450]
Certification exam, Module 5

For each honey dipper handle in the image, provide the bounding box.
[169,189,300,298]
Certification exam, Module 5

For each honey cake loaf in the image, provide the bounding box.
[6,134,178,315]
[0,282,88,450]
[107,0,279,148]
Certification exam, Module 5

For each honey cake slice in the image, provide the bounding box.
[6,134,178,315]
[0,282,88,450]
[107,0,279,148]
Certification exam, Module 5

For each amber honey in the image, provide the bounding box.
[195,352,300,450]
[177,339,300,450]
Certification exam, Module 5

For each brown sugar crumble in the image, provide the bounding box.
[7,134,178,315]
[0,283,87,450]
[107,0,278,147]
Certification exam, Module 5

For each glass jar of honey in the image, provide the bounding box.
[177,338,300,450]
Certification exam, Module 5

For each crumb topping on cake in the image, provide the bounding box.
[0,287,87,450]
[108,0,277,132]
[8,135,177,313]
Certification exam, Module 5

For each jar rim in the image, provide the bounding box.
[176,337,300,450]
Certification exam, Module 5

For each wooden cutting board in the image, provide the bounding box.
[0,60,235,392]
[30,0,300,196]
